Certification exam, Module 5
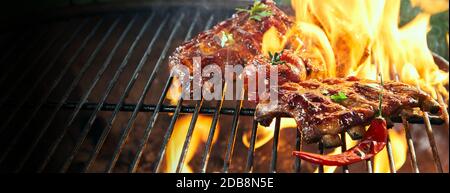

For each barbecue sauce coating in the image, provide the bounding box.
[255,77,441,144]
[169,0,293,74]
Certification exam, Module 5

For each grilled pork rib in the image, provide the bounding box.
[255,77,441,147]
[169,0,293,74]
[168,0,442,148]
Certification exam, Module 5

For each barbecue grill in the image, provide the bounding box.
[0,0,448,173]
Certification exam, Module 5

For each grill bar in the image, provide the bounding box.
[25,102,446,124]
[318,143,324,173]
[294,129,302,173]
[156,13,215,173]
[223,89,244,173]
[0,18,105,166]
[103,14,170,173]
[148,13,213,173]
[15,17,121,173]
[104,10,196,172]
[59,13,155,173]
[415,84,444,173]
[127,74,173,172]
[340,131,349,173]
[37,15,137,172]
[270,117,281,173]
[165,13,203,173]
[81,13,167,173]
[366,159,373,173]
[386,136,396,173]
[125,75,172,172]
[392,72,420,173]
[127,12,187,173]
[402,116,419,173]
[245,120,258,173]
[127,13,186,173]
[423,111,444,172]
[9,29,85,171]
[176,99,203,173]
[154,96,184,172]
[199,82,227,173]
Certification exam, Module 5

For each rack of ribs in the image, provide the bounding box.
[255,76,441,147]
[168,0,443,148]
[169,0,293,74]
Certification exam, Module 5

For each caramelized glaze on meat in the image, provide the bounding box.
[169,0,293,73]
[255,77,441,146]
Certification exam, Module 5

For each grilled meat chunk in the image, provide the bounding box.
[255,77,441,146]
[169,0,293,74]
[244,49,324,84]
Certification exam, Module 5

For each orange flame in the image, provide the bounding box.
[313,133,358,173]
[283,0,449,94]
[255,0,448,172]
[167,77,183,105]
[164,115,219,173]
[374,128,408,173]
[243,118,297,149]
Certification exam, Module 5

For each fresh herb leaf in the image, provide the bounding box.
[330,91,348,103]
[220,31,234,48]
[269,50,285,65]
[236,0,273,21]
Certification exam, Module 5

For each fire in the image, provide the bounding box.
[256,0,448,172]
[243,118,297,149]
[164,115,219,173]
[262,26,284,57]
[167,77,183,105]
[374,128,408,173]
[313,133,358,173]
[281,0,448,96]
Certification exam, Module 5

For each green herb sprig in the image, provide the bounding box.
[330,91,348,103]
[236,0,273,21]
[268,51,285,65]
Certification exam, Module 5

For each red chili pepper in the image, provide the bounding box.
[292,117,388,166]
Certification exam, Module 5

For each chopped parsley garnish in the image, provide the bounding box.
[268,51,285,65]
[330,91,348,103]
[236,0,273,21]
[220,31,234,48]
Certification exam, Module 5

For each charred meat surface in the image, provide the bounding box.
[244,49,323,83]
[255,77,441,147]
[169,0,293,74]
[242,49,328,102]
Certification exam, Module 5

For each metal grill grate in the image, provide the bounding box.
[0,4,447,173]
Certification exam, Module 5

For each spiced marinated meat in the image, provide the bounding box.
[169,0,293,74]
[255,77,441,147]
